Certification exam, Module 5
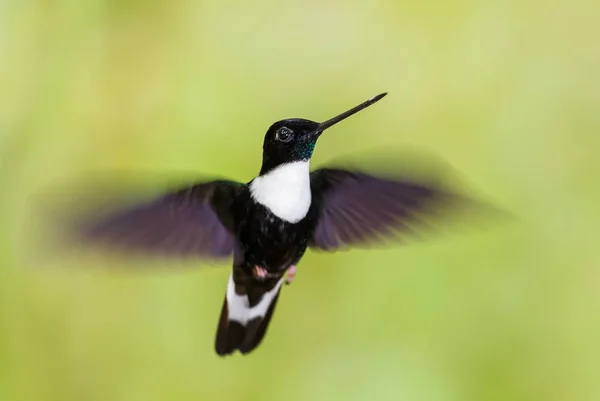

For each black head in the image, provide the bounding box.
[259,93,387,175]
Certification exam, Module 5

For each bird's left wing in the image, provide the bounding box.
[309,168,465,252]
[65,180,244,259]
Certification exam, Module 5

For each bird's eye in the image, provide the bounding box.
[276,127,294,143]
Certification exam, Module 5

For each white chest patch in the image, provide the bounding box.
[249,161,312,223]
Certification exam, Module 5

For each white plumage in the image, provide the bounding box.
[226,273,284,325]
[249,161,312,223]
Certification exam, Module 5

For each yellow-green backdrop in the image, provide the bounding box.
[1,1,598,401]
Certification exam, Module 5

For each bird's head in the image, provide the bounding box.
[259,93,387,175]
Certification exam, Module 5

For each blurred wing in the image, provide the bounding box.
[309,168,457,251]
[72,180,244,259]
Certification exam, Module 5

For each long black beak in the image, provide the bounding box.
[318,92,387,132]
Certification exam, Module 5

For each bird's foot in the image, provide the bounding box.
[253,265,296,283]
[285,265,296,285]
[253,265,269,280]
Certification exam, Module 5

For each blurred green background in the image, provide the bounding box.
[1,1,599,400]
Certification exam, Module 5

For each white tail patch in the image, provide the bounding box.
[226,274,284,325]
[249,161,311,223]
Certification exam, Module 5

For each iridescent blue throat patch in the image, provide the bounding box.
[297,140,316,160]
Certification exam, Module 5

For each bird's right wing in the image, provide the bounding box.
[58,179,244,260]
[308,168,487,252]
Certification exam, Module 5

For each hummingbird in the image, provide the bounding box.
[65,92,473,356]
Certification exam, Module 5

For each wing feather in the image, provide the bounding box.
[309,168,459,251]
[69,180,244,259]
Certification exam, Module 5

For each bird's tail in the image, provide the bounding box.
[215,273,284,356]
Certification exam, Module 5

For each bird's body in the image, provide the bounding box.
[216,164,318,354]
[197,160,333,354]
[243,161,315,272]
[65,93,478,356]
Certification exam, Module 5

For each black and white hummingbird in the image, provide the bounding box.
[63,93,475,356]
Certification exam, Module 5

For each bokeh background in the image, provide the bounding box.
[1,1,599,400]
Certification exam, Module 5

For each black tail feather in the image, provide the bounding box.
[215,299,244,356]
[214,288,282,356]
[239,290,281,354]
